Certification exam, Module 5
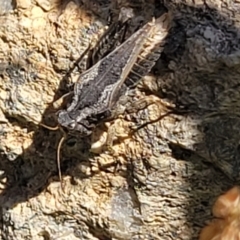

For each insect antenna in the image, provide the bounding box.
[39,122,68,190]
[39,121,67,190]
[24,114,66,189]
[56,134,67,190]
[39,122,59,131]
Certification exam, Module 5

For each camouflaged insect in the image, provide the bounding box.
[57,12,171,138]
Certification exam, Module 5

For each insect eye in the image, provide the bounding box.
[66,137,77,147]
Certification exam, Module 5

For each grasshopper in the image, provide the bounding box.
[39,11,171,185]
[57,12,171,137]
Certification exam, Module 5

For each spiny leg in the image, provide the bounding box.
[63,44,92,81]
[127,97,176,131]
[105,96,176,148]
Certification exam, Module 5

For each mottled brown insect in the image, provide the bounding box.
[39,11,172,185]
[57,12,171,137]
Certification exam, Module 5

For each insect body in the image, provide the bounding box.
[57,12,171,137]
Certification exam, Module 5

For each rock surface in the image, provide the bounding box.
[0,0,240,239]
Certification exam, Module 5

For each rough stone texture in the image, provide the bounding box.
[0,0,240,239]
